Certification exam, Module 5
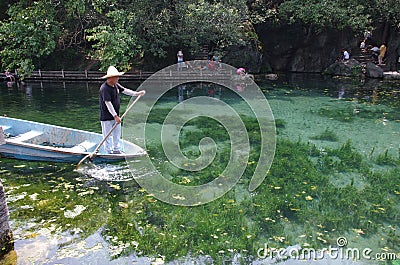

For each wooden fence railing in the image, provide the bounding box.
[24,70,154,81]
[23,68,235,81]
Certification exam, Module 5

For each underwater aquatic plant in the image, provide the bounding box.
[310,128,339,142]
[1,160,111,240]
[316,107,354,122]
[274,119,286,128]
[375,149,399,166]
[328,140,364,171]
[2,104,399,264]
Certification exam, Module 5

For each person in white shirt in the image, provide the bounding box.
[343,49,350,60]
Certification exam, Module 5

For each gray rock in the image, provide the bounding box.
[365,62,384,78]
[323,59,363,77]
[223,43,263,73]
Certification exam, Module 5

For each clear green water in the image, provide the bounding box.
[0,75,399,264]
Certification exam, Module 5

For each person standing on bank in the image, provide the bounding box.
[378,43,387,65]
[99,66,146,154]
[177,49,184,71]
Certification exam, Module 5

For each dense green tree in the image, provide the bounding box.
[177,0,251,52]
[0,0,399,76]
[277,0,400,35]
[278,0,370,31]
[0,1,59,76]
[0,0,253,74]
[86,0,252,70]
[86,9,143,71]
[0,0,97,76]
[0,0,15,20]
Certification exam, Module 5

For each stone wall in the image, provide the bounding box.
[0,179,13,257]
[255,23,345,73]
[222,41,263,73]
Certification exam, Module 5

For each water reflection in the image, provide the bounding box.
[176,83,223,103]
[338,86,345,99]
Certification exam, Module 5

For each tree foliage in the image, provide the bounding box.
[86,0,252,70]
[277,0,400,33]
[0,0,399,76]
[86,9,142,71]
[177,0,250,52]
[0,0,96,76]
[374,0,400,26]
[278,0,370,31]
[0,1,60,76]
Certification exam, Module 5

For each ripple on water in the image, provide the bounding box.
[75,160,146,182]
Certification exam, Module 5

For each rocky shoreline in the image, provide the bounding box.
[323,59,400,79]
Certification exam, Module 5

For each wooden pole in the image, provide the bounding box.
[0,179,14,257]
[75,94,143,169]
[0,127,5,145]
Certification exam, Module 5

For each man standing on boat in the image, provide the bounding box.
[99,66,145,154]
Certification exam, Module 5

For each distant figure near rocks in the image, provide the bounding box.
[342,49,350,61]
[265,73,278,80]
[378,43,386,65]
[4,70,15,82]
[370,46,379,62]
[236,67,254,80]
[364,29,372,45]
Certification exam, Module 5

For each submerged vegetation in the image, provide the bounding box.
[1,110,399,263]
[375,149,400,166]
[1,80,399,264]
[310,127,339,142]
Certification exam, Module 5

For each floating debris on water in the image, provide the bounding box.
[64,205,87,219]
